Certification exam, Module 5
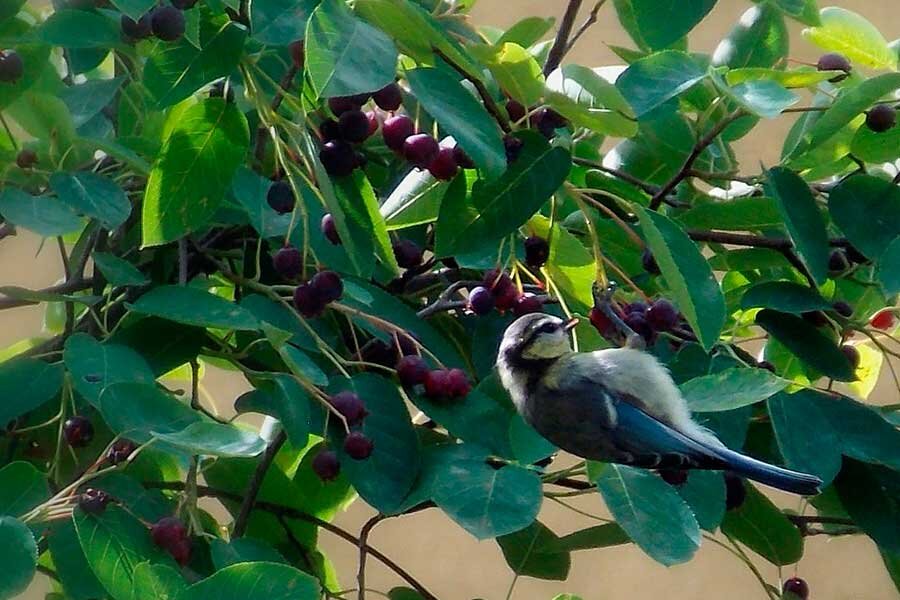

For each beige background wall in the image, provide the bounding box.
[11,0,900,598]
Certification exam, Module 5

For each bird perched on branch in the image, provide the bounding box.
[496,285,821,495]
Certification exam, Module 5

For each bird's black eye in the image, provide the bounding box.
[537,321,558,334]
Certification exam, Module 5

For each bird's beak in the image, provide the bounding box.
[563,317,579,332]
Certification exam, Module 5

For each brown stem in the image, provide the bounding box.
[565,0,606,54]
[572,157,661,195]
[232,430,287,538]
[357,515,386,600]
[0,279,96,310]
[686,230,792,250]
[432,46,511,133]
[543,0,583,76]
[254,65,300,165]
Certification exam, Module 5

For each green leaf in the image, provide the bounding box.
[612,0,716,50]
[677,470,726,532]
[552,523,630,552]
[836,461,900,554]
[478,42,544,106]
[182,562,320,600]
[92,252,149,287]
[232,167,296,239]
[740,281,831,313]
[108,317,208,377]
[60,77,125,128]
[636,206,726,351]
[0,187,82,237]
[0,358,64,426]
[331,374,420,514]
[305,0,398,98]
[49,171,131,229]
[406,67,506,178]
[615,51,706,118]
[235,377,310,448]
[497,521,570,581]
[528,214,595,312]
[0,0,25,22]
[37,9,120,48]
[756,309,855,381]
[497,16,554,47]
[142,99,250,246]
[0,462,48,516]
[829,175,900,260]
[802,6,897,69]
[765,167,830,284]
[850,119,900,163]
[724,67,835,88]
[681,368,788,412]
[152,422,266,458]
[677,197,781,230]
[411,388,514,458]
[129,285,259,331]
[434,131,570,257]
[144,20,247,109]
[765,0,820,26]
[109,0,156,21]
[0,516,37,599]
[712,4,788,69]
[210,539,287,570]
[49,520,106,600]
[251,0,318,45]
[878,237,900,295]
[721,483,803,565]
[545,64,638,137]
[593,464,701,566]
[98,382,201,443]
[717,78,798,119]
[333,171,399,276]
[380,167,454,230]
[129,562,186,600]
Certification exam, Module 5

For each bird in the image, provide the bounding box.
[496,312,822,495]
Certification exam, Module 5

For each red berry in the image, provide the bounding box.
[646,299,678,331]
[330,391,368,426]
[78,488,111,514]
[658,469,688,486]
[273,246,303,280]
[151,516,188,549]
[15,149,37,169]
[782,577,810,600]
[513,294,543,316]
[725,474,746,510]
[310,270,342,304]
[505,99,526,122]
[343,431,374,460]
[168,537,192,566]
[642,249,660,274]
[841,345,860,370]
[871,310,896,330]
[321,213,341,245]
[312,449,340,481]
[817,52,851,82]
[266,180,295,214]
[424,369,451,398]
[288,40,304,69]
[494,285,521,312]
[866,104,896,133]
[427,146,459,181]
[468,286,495,315]
[150,6,185,41]
[64,416,94,448]
[382,115,415,151]
[106,438,137,465]
[392,239,423,269]
[524,236,549,268]
[483,269,514,296]
[452,146,475,169]
[446,368,471,398]
[338,109,371,143]
[372,82,402,111]
[320,140,356,176]
[328,96,361,116]
[293,284,325,318]
[121,13,152,40]
[589,307,616,337]
[396,355,428,387]
[365,111,378,137]
[403,133,440,169]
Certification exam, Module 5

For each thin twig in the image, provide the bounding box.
[358,515,386,600]
[255,65,299,164]
[432,46,511,133]
[565,0,606,54]
[543,0,583,75]
[232,430,287,538]
[572,157,660,195]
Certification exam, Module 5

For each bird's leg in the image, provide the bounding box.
[591,281,646,350]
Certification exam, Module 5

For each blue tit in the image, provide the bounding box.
[497,313,821,495]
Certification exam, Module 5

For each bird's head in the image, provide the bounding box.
[499,313,578,367]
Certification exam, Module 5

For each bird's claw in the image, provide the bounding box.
[592,280,644,349]
[591,280,619,306]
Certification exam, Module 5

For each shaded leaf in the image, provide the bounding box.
[0,187,82,237]
[182,562,320,600]
[802,6,897,69]
[615,51,706,118]
[210,538,287,570]
[681,368,788,412]
[740,281,831,313]
[613,0,716,50]
[829,175,900,261]
[130,562,186,600]
[756,309,855,381]
[0,516,37,599]
[92,252,149,287]
[712,4,788,69]
[98,382,201,443]
[152,422,266,458]
[552,523,630,552]
[251,0,318,45]
[49,520,106,600]
[37,9,119,48]
[129,285,259,331]
[0,358,64,426]
[497,521,570,581]
[678,197,781,231]
[721,483,803,565]
[0,462,48,516]
[50,171,131,230]
[835,460,900,554]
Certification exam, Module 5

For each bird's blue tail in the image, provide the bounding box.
[710,444,821,496]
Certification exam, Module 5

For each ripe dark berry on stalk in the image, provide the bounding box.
[841,344,860,369]
[320,119,340,142]
[495,284,521,311]
[832,301,853,318]
[513,295,543,316]
[453,146,475,169]
[121,14,152,40]
[646,299,678,331]
[372,82,402,111]
[446,368,471,398]
[171,0,197,8]
[505,99,526,122]
[624,312,654,343]
[330,391,368,426]
[535,107,568,138]
[64,415,94,448]
[658,469,688,486]
[382,115,415,151]
[403,133,440,169]
[266,180,295,214]
[344,431,374,460]
[816,52,851,82]
[782,577,810,600]
[0,49,24,83]
[365,111,378,136]
[338,109,371,143]
[106,438,137,465]
[483,268,514,296]
[78,488,111,514]
[866,104,896,133]
[273,246,303,280]
[396,332,419,356]
[392,239,423,269]
[504,135,524,163]
[16,149,37,169]
[150,6,185,41]
[428,147,459,181]
[312,449,340,481]
[871,310,896,330]
[397,355,429,387]
[828,249,849,274]
[293,284,325,318]
[623,301,647,315]
[151,517,191,565]
[641,249,660,274]
[321,213,341,245]
[288,40,304,69]
[310,270,343,303]
[524,236,549,268]
[319,140,356,176]
[328,96,361,116]
[468,286,495,315]
[424,369,451,398]
[724,473,746,510]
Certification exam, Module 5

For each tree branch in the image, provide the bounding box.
[565,0,606,54]
[0,279,96,310]
[357,514,386,600]
[232,429,287,538]
[543,0,583,76]
[432,47,511,133]
[255,65,299,164]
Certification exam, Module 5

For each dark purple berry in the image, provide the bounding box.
[427,146,459,181]
[365,111,378,136]
[320,119,340,142]
[468,286,495,315]
[64,416,94,448]
[0,49,23,83]
[392,239,423,269]
[372,82,402,111]
[273,246,303,279]
[452,146,475,169]
[828,249,849,274]
[446,368,471,398]
[310,270,343,303]
[312,449,340,481]
[78,488,111,514]
[802,311,829,327]
[623,301,648,315]
[782,577,810,600]
[866,104,896,133]
[151,517,191,565]
[535,107,568,138]
[321,213,340,245]
[642,249,660,275]
[288,40,304,69]
[343,431,374,460]
[424,369,451,398]
[15,149,37,169]
[483,268,514,296]
[330,391,368,426]
[382,115,415,151]
[171,0,197,8]
[816,52,851,82]
[504,136,524,163]
[505,99,526,122]
[658,469,688,486]
[724,473,746,510]
[513,294,543,316]
[624,312,654,343]
[121,13,152,40]
[832,301,853,317]
[328,96,361,116]
[845,244,868,264]
[841,344,860,369]
[403,133,439,169]
[396,355,428,387]
[106,438,137,465]
[524,236,549,268]
[266,180,295,214]
[646,299,678,331]
[293,284,325,318]
[319,140,356,176]
[338,109,371,143]
[150,6,185,41]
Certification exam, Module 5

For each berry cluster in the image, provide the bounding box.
[0,49,23,83]
[393,352,470,402]
[589,298,679,345]
[121,0,195,43]
[310,391,375,481]
[382,114,472,181]
[469,269,544,317]
[151,516,192,565]
[293,270,343,317]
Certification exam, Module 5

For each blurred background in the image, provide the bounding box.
[10,0,899,598]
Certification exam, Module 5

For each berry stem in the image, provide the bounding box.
[357,514,387,600]
[431,46,511,133]
[232,430,287,538]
